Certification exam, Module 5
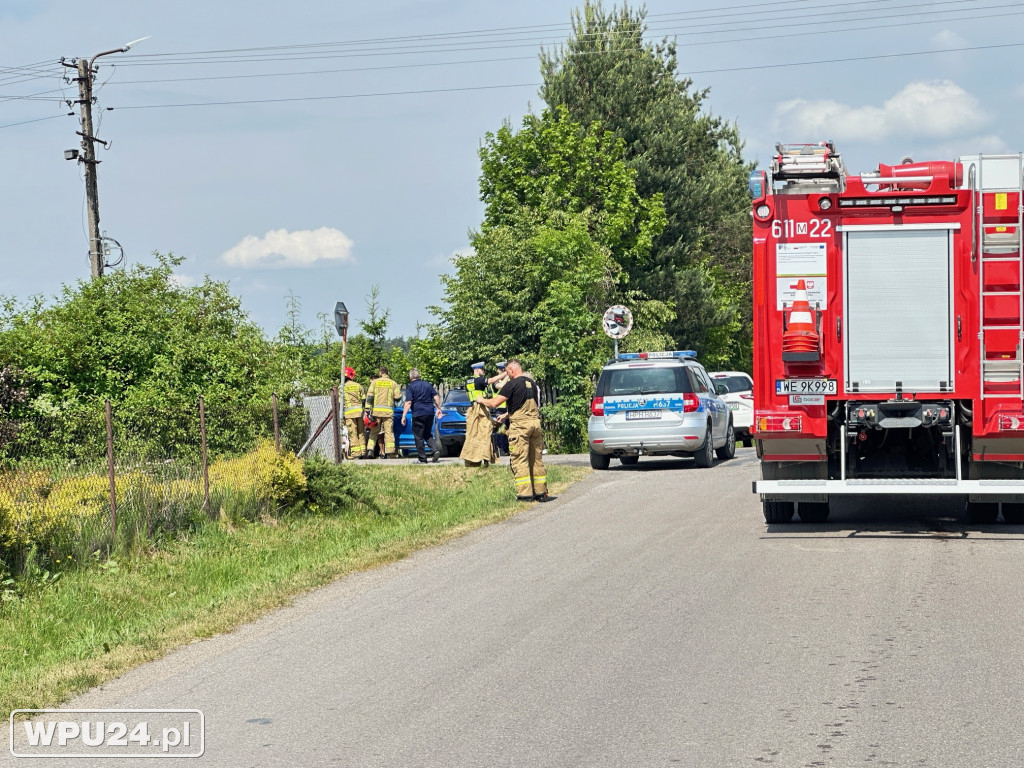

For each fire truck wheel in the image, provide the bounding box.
[716,420,736,461]
[589,450,611,470]
[967,501,999,525]
[1002,503,1024,524]
[763,500,794,524]
[798,502,830,524]
[619,455,639,466]
[694,425,714,468]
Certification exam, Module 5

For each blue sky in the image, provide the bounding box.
[1,0,1022,338]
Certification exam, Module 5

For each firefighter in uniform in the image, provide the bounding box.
[479,359,549,501]
[359,375,377,458]
[366,366,402,458]
[342,367,365,459]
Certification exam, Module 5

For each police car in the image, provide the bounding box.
[587,351,735,469]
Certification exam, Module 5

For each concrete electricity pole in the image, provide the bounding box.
[75,57,104,278]
[65,38,148,279]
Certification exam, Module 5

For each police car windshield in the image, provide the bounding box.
[444,389,470,404]
[597,366,691,397]
[712,375,752,393]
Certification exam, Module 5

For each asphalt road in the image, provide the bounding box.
[16,448,1024,767]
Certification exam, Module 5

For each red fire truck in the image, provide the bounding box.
[751,142,1024,524]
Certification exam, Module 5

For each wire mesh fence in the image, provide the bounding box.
[0,391,335,576]
[0,379,566,575]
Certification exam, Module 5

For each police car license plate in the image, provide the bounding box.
[776,378,837,396]
[626,410,662,420]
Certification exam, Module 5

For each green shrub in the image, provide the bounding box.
[300,458,377,515]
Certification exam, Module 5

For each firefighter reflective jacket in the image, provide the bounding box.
[369,376,402,416]
[343,380,365,418]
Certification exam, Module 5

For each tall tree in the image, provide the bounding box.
[430,107,670,450]
[540,1,753,369]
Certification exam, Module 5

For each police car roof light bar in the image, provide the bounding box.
[615,350,697,361]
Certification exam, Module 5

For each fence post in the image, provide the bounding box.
[272,393,280,453]
[199,395,211,517]
[104,399,117,540]
[330,386,342,464]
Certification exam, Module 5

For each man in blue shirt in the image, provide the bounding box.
[401,368,443,463]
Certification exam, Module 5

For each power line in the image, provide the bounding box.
[1,2,1021,114]
[100,5,1024,71]
[0,114,67,130]
[111,0,1007,66]
[683,38,1024,75]
[104,39,1024,113]
[111,82,540,110]
[112,0,950,59]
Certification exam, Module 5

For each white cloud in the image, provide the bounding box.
[221,227,354,268]
[774,80,985,142]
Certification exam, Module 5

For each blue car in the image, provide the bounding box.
[437,388,470,457]
[393,403,439,457]
[435,388,510,458]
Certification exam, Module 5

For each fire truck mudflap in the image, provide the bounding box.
[750,143,1024,524]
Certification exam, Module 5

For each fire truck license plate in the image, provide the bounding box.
[775,378,837,396]
[626,410,662,420]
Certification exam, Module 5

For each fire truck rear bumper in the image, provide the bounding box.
[754,478,1024,500]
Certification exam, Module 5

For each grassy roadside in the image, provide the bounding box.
[0,463,589,715]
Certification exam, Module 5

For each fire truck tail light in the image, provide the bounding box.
[817,196,833,211]
[757,414,803,432]
[683,393,700,413]
[591,397,604,417]
[998,414,1024,431]
[755,203,772,220]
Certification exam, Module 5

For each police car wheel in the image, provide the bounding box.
[715,420,736,461]
[619,455,639,466]
[589,450,611,470]
[693,425,714,468]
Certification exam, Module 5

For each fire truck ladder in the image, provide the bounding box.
[978,153,1024,398]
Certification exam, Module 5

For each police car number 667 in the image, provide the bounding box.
[588,351,735,470]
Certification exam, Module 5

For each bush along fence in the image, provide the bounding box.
[0,391,351,581]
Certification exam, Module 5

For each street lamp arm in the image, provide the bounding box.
[89,37,148,69]
[89,47,129,70]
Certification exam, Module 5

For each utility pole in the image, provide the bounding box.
[63,38,148,279]
[75,58,104,278]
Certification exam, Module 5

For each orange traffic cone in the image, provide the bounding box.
[782,279,820,362]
